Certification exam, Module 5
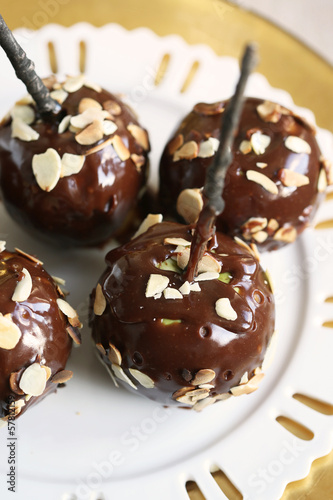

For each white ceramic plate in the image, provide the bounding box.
[0,23,333,500]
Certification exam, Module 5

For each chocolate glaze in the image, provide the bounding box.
[90,221,275,408]
[0,78,149,247]
[159,97,326,251]
[0,249,80,421]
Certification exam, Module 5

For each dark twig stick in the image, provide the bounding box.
[186,43,258,282]
[0,14,61,117]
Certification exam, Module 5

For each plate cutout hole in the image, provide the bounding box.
[276,416,314,441]
[47,41,58,74]
[315,219,333,230]
[180,61,200,93]
[325,296,333,303]
[186,480,205,499]
[79,41,86,74]
[293,393,333,415]
[325,191,333,202]
[211,468,243,500]
[322,320,333,328]
[154,53,171,86]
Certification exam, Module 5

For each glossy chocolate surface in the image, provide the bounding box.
[0,249,78,420]
[90,221,275,408]
[159,97,326,251]
[0,79,149,247]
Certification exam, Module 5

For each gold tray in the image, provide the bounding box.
[2,1,333,498]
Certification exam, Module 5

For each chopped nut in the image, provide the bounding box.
[198,137,219,158]
[0,241,5,252]
[285,136,311,154]
[71,108,110,130]
[317,168,328,193]
[250,132,271,155]
[132,214,163,239]
[103,120,118,136]
[175,387,210,405]
[230,368,265,396]
[273,226,297,243]
[66,325,81,345]
[96,343,106,356]
[179,281,191,295]
[19,363,47,396]
[252,231,268,243]
[215,298,237,320]
[57,298,77,319]
[168,134,184,155]
[63,75,85,93]
[215,393,232,401]
[246,170,278,195]
[32,148,61,192]
[242,217,268,234]
[257,101,282,123]
[190,283,201,292]
[111,364,137,390]
[108,343,122,365]
[267,219,279,233]
[12,268,32,302]
[163,288,183,299]
[75,120,104,145]
[103,100,122,115]
[13,399,25,416]
[164,237,191,247]
[94,283,106,316]
[58,114,72,134]
[193,396,216,411]
[11,118,39,141]
[129,369,155,389]
[15,248,43,265]
[111,135,130,161]
[278,168,310,187]
[50,89,68,104]
[191,369,215,385]
[177,188,203,224]
[173,141,198,162]
[11,104,35,124]
[51,370,73,384]
[131,154,145,171]
[61,153,85,177]
[85,137,113,156]
[127,124,149,150]
[193,101,224,115]
[256,162,267,169]
[194,271,219,282]
[239,140,252,154]
[146,274,169,298]
[78,97,102,113]
[239,372,249,385]
[84,80,102,93]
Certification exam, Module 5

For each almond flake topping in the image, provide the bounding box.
[256,162,267,169]
[0,314,21,350]
[19,363,47,396]
[103,120,118,136]
[168,134,184,155]
[71,108,110,130]
[285,136,311,154]
[15,248,43,265]
[164,237,191,247]
[193,101,224,115]
[51,370,73,384]
[246,170,278,195]
[112,364,137,390]
[242,217,268,234]
[0,241,6,252]
[190,283,201,292]
[58,115,72,134]
[250,132,271,155]
[15,94,34,105]
[215,298,237,320]
[11,104,35,124]
[267,219,279,233]
[163,288,183,299]
[177,188,203,224]
[273,226,297,243]
[252,231,268,243]
[12,118,39,142]
[317,168,328,193]
[179,281,191,295]
[93,283,106,316]
[32,148,61,192]
[193,396,216,412]
[257,101,282,123]
[194,271,219,282]
[198,137,219,158]
[132,214,163,239]
[108,343,122,365]
[50,89,68,104]
[12,268,32,302]
[129,369,155,389]
[230,368,264,396]
[63,75,86,93]
[57,298,77,319]
[173,141,198,162]
[61,153,85,178]
[146,274,169,298]
[111,135,130,161]
[239,140,251,154]
[131,154,145,171]
[103,100,122,115]
[75,120,104,146]
[191,369,215,385]
[174,387,210,405]
[84,81,102,93]
[279,168,310,187]
[127,124,149,150]
[78,98,102,114]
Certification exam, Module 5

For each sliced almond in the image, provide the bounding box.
[42,365,52,381]
[75,120,104,145]
[176,247,190,270]
[15,248,43,265]
[267,219,279,233]
[190,283,201,292]
[13,399,25,416]
[285,136,311,154]
[32,148,61,192]
[250,243,260,261]
[231,369,265,396]
[93,283,106,316]
[317,168,328,193]
[111,363,137,390]
[111,135,130,161]
[127,124,149,150]
[50,89,68,104]
[179,281,191,295]
[193,101,224,115]
[173,141,198,162]
[279,169,310,187]
[108,343,122,365]
[239,371,249,385]
[57,298,77,319]
[273,226,297,243]
[256,162,267,169]
[11,104,35,124]
[146,274,169,298]
[0,241,6,252]
[66,325,81,345]
[176,387,210,405]
[84,80,102,93]
[168,134,184,155]
[129,368,155,389]
[191,369,215,385]
[103,120,118,136]
[257,101,282,123]
[215,298,237,320]
[19,363,47,396]
[177,188,203,224]
[242,217,268,235]
[63,75,85,93]
[246,170,278,195]
[198,254,221,273]
[12,268,32,302]
[11,118,39,142]
[58,114,72,134]
[198,137,219,158]
[71,108,110,130]
[234,236,253,254]
[164,237,191,247]
[78,97,102,114]
[61,153,85,177]
[252,231,268,243]
[239,140,252,154]
[131,153,145,171]
[96,343,106,356]
[163,288,183,299]
[193,396,216,412]
[85,137,113,156]
[15,94,34,105]
[103,100,122,115]
[250,132,271,155]
[215,393,232,401]
[132,214,163,239]
[194,272,219,282]
[51,369,73,384]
